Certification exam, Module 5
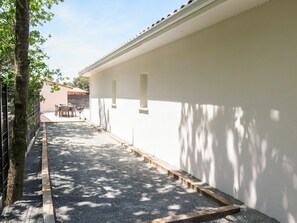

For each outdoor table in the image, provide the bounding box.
[56,104,77,117]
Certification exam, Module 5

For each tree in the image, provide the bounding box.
[0,0,64,94]
[1,0,64,205]
[5,0,30,205]
[72,76,89,91]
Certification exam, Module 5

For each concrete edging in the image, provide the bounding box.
[41,122,55,223]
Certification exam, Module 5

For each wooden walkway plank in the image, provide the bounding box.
[87,124,241,223]
[41,123,56,223]
[124,144,233,206]
[143,205,240,223]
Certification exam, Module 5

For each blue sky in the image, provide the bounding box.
[40,0,188,80]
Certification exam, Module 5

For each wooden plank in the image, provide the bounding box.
[124,144,233,206]
[142,205,240,223]
[41,123,56,223]
[168,170,233,206]
[104,129,235,206]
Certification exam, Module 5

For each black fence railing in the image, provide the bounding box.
[27,94,41,144]
[0,83,40,200]
[0,84,10,203]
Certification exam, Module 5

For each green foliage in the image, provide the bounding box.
[0,0,64,96]
[71,76,89,91]
[0,0,15,84]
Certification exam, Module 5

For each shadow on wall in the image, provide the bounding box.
[98,99,110,131]
[179,103,297,223]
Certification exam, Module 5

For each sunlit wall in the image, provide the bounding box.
[89,1,297,222]
[40,82,69,112]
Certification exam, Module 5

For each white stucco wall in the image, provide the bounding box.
[89,1,297,222]
[40,83,69,112]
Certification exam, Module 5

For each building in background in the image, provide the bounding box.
[40,81,88,112]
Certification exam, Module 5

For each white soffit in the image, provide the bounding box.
[80,0,269,76]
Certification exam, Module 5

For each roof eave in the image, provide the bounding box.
[79,0,269,77]
[79,0,218,77]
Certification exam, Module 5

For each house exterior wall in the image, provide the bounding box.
[40,83,69,112]
[89,1,297,222]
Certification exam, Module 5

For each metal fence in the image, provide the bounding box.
[0,83,40,200]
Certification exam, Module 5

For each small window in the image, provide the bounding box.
[112,80,116,108]
[139,74,148,113]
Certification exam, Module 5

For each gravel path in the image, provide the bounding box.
[0,121,279,223]
[0,134,43,223]
[47,122,279,223]
[46,122,219,222]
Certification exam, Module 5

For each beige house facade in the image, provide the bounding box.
[80,1,297,222]
[40,81,88,112]
[40,82,71,112]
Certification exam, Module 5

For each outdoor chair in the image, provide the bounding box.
[55,104,60,116]
[60,105,69,117]
[77,106,85,120]
[70,105,77,117]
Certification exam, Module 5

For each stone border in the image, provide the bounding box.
[41,122,55,223]
[100,129,240,223]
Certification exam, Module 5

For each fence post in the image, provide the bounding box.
[0,82,3,206]
[0,83,10,207]
[36,93,40,131]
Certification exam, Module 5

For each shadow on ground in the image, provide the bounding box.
[0,134,43,223]
[47,123,220,223]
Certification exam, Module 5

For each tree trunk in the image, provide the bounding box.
[5,0,30,205]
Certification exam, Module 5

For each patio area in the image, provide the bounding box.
[40,111,86,123]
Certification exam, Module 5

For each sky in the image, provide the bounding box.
[39,0,189,80]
